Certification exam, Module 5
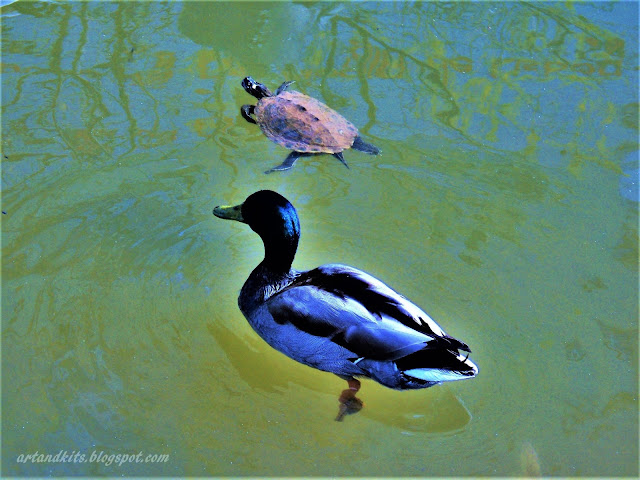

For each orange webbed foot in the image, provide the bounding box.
[335,378,363,421]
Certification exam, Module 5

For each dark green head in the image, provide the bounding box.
[242,76,273,100]
[214,190,300,271]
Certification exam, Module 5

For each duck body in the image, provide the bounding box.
[214,191,478,396]
[239,262,476,389]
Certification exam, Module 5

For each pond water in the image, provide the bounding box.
[1,1,638,477]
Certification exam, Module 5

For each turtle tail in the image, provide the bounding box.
[352,136,380,155]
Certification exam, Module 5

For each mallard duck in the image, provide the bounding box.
[213,190,477,419]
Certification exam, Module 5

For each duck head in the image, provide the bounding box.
[214,190,300,271]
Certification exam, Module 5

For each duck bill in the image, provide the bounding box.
[213,203,245,222]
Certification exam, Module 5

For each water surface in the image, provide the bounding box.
[1,1,638,476]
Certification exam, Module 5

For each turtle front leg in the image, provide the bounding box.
[265,151,311,174]
[241,104,257,124]
[275,80,295,95]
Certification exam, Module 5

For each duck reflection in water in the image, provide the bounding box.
[213,190,478,420]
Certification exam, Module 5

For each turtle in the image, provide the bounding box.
[240,76,380,173]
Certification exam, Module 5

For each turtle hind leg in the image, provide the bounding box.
[241,105,257,124]
[352,136,380,155]
[265,151,312,174]
[333,151,349,169]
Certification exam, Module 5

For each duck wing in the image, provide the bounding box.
[266,264,469,361]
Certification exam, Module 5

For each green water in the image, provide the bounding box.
[2,1,638,476]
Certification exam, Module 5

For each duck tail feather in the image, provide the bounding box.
[396,346,477,376]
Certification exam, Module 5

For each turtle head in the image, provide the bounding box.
[242,77,273,99]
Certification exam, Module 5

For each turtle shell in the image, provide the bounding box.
[254,91,359,154]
